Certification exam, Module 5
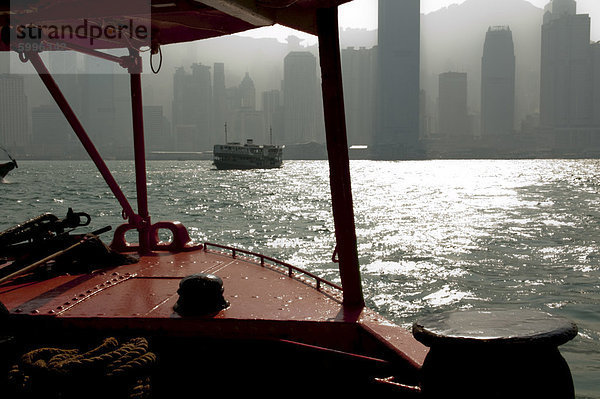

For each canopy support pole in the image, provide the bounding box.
[128,52,152,254]
[27,50,155,254]
[26,52,138,224]
[316,7,364,309]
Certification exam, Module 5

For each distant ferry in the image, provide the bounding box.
[213,139,283,170]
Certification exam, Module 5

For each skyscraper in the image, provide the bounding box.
[593,43,600,127]
[213,63,227,145]
[376,0,420,157]
[342,46,377,146]
[190,63,213,150]
[439,72,469,138]
[545,0,575,16]
[0,52,9,74]
[481,26,516,137]
[143,105,166,151]
[239,72,256,110]
[283,51,318,145]
[0,74,28,150]
[79,57,117,151]
[232,73,264,143]
[172,63,213,151]
[540,0,593,128]
[262,89,283,144]
[172,66,195,150]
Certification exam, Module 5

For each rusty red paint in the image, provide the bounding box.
[1,247,427,368]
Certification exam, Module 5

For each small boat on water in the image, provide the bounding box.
[0,146,17,179]
[0,159,17,179]
[213,139,283,170]
[0,0,579,397]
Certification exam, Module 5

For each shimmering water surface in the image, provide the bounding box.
[2,159,600,398]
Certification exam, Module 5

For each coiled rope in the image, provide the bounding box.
[8,337,156,399]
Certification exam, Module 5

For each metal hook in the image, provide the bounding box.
[150,45,162,74]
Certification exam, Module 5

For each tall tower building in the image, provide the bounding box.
[232,73,263,143]
[190,63,213,150]
[213,63,227,144]
[283,51,318,145]
[0,52,9,74]
[540,0,593,128]
[262,89,283,144]
[342,46,377,146]
[481,26,516,137]
[143,105,166,151]
[80,58,116,151]
[544,0,576,16]
[172,64,213,151]
[593,43,600,127]
[439,72,469,138]
[0,74,29,150]
[239,72,256,110]
[172,66,195,133]
[376,0,420,157]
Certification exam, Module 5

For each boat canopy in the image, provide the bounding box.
[1,0,353,52]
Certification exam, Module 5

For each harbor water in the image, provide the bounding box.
[2,159,599,398]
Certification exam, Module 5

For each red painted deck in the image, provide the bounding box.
[1,245,427,370]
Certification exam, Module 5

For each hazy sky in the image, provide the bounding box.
[239,0,600,43]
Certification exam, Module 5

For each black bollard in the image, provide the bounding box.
[173,273,229,316]
[413,309,578,398]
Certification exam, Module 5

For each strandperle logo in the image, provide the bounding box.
[14,19,149,50]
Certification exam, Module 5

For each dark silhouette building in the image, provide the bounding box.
[239,72,256,110]
[262,89,283,144]
[143,105,167,151]
[172,66,195,151]
[342,46,377,147]
[213,62,227,145]
[80,58,117,152]
[0,74,29,151]
[191,63,213,150]
[439,72,469,138]
[375,0,420,158]
[0,52,8,75]
[231,73,264,143]
[539,0,600,152]
[481,26,516,137]
[540,0,593,128]
[283,51,319,145]
[172,63,213,151]
[593,43,600,127]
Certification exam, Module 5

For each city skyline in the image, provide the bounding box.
[2,0,600,159]
[238,0,600,45]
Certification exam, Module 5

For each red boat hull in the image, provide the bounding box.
[1,245,427,396]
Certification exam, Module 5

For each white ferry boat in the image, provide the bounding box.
[213,139,283,170]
